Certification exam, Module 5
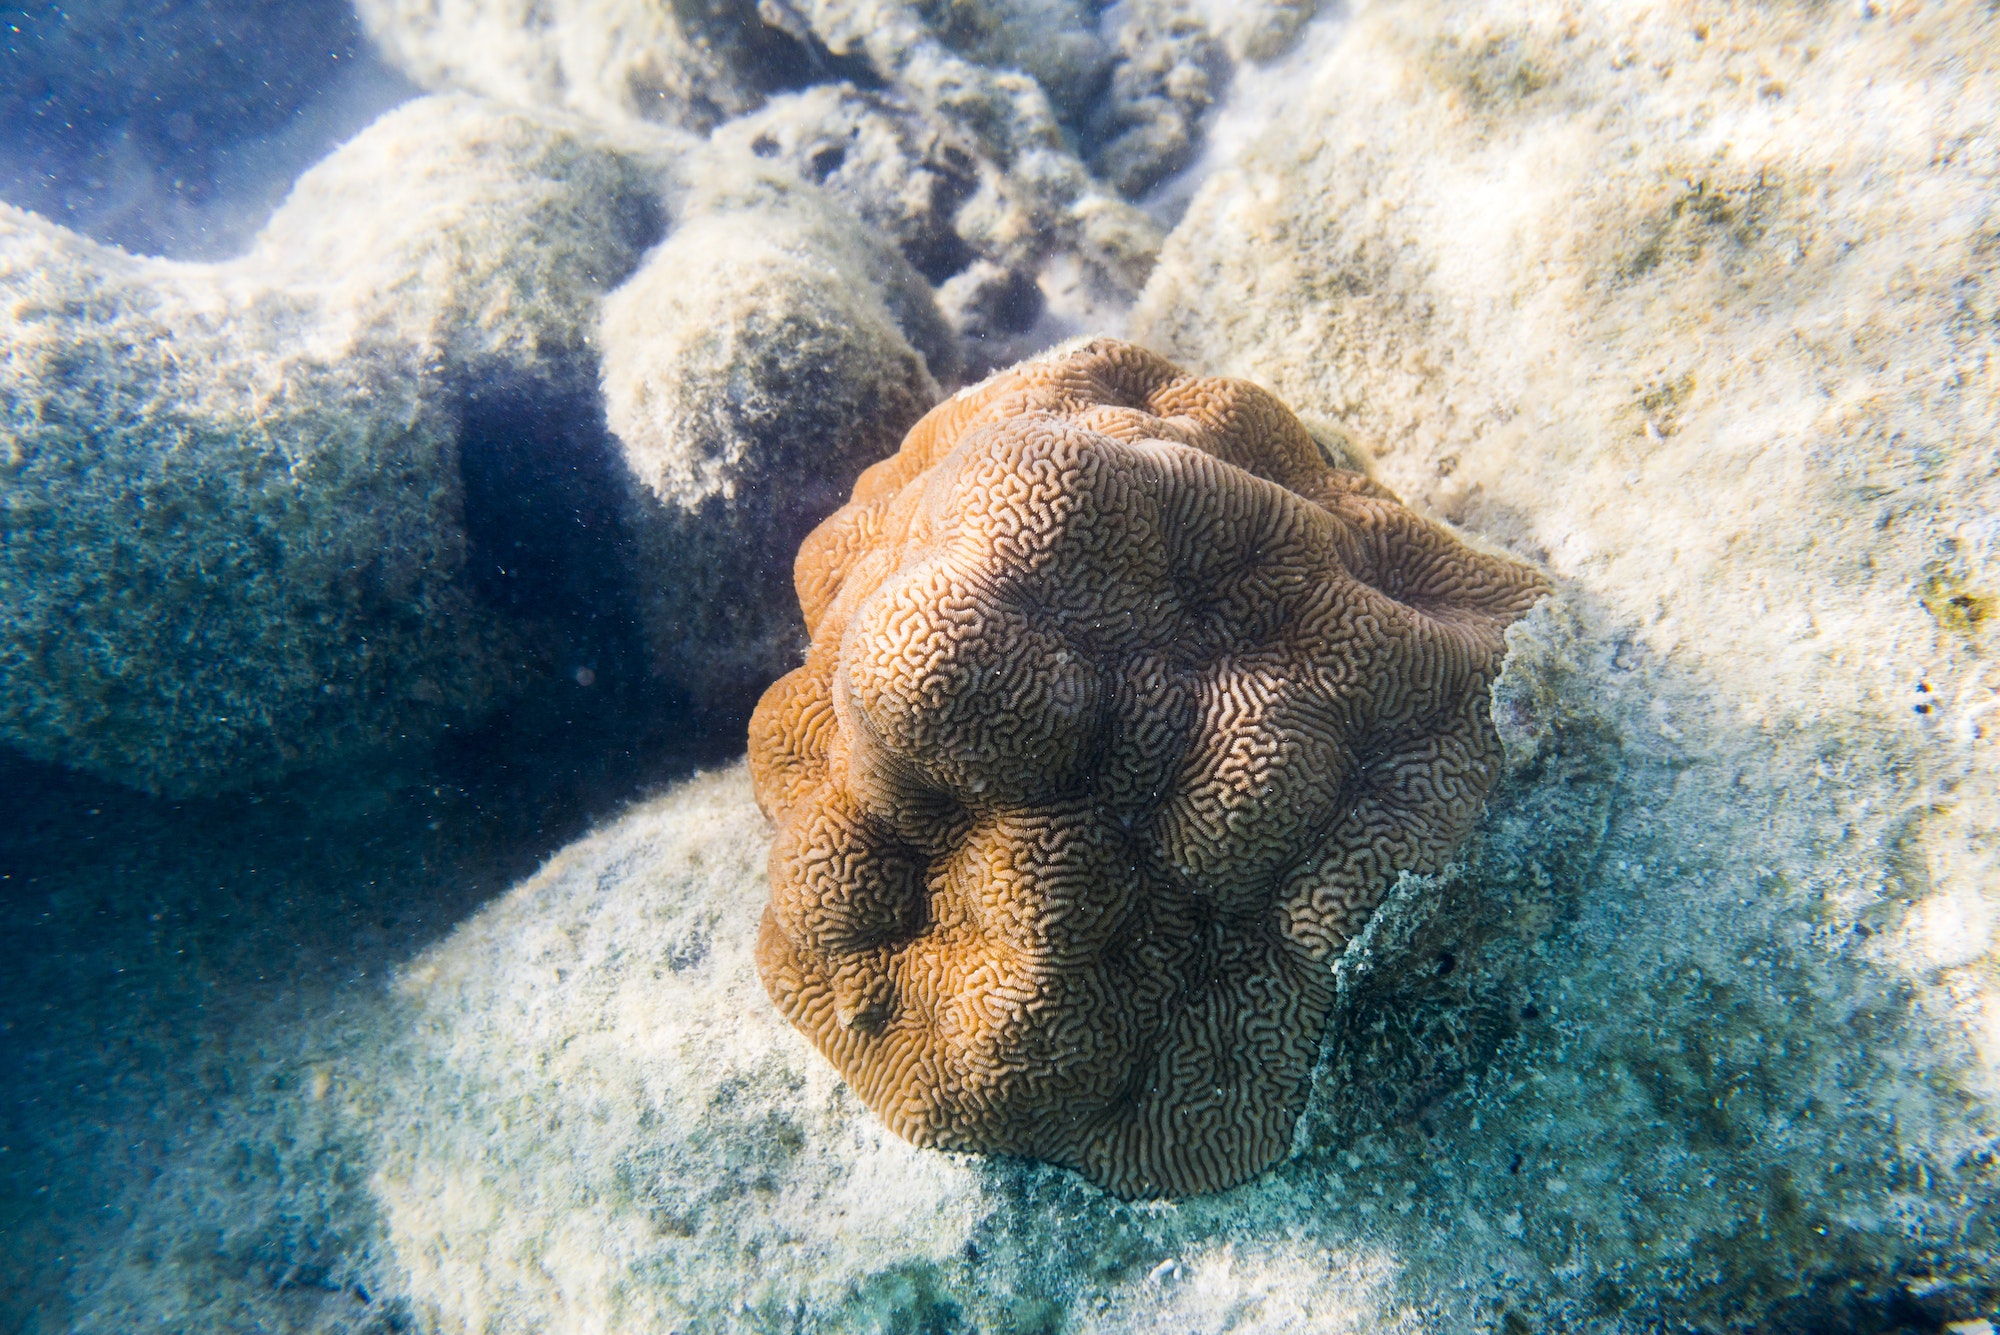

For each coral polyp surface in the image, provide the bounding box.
[748,339,1547,1196]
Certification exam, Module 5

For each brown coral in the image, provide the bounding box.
[747,339,1548,1197]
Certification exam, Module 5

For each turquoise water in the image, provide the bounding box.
[3,2,1998,1332]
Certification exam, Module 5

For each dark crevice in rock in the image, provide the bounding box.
[608,182,671,268]
[905,163,982,283]
[452,372,747,801]
[674,0,885,109]
[457,376,645,656]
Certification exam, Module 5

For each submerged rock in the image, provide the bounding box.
[1084,0,1228,198]
[351,0,807,132]
[1129,0,2000,1323]
[0,92,947,795]
[601,160,944,716]
[354,0,1174,366]
[368,765,993,1333]
[785,0,1168,300]
[709,84,1058,367]
[50,587,1977,1332]
[0,95,658,795]
[322,761,1468,1331]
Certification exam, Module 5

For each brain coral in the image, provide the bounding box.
[747,339,1549,1197]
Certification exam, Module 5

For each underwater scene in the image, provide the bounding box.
[2,0,1998,1331]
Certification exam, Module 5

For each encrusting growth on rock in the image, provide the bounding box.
[747,339,1549,1197]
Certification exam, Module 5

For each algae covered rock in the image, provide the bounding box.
[786,0,1167,300]
[367,765,994,1332]
[709,84,1057,363]
[906,0,1112,120]
[354,0,1171,365]
[601,162,945,714]
[0,91,949,795]
[1084,0,1227,198]
[314,4,2000,1328]
[249,94,667,374]
[351,0,804,132]
[0,94,660,794]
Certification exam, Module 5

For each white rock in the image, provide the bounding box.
[0,91,949,792]
[353,0,763,131]
[368,765,996,1332]
[1129,0,2000,1322]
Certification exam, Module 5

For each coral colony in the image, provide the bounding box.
[750,341,1546,1195]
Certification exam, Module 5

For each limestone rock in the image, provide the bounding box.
[0,90,947,793]
[0,94,660,795]
[1130,0,2000,1322]
[249,94,667,374]
[62,572,1941,1330]
[355,0,1170,363]
[712,85,998,288]
[315,597,1981,1331]
[600,162,945,714]
[1195,0,1322,64]
[789,0,1165,291]
[240,660,1600,1334]
[368,765,996,1333]
[1086,1,1228,198]
[351,0,793,132]
[905,0,1110,120]
[710,84,1057,364]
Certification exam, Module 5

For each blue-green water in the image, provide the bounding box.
[3,2,1998,1331]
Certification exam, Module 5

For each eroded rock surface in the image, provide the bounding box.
[601,163,945,714]
[1130,0,2000,1322]
[352,0,1338,371]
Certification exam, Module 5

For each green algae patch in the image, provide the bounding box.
[1921,570,1992,638]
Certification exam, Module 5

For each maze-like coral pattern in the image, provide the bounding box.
[748,340,1548,1196]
